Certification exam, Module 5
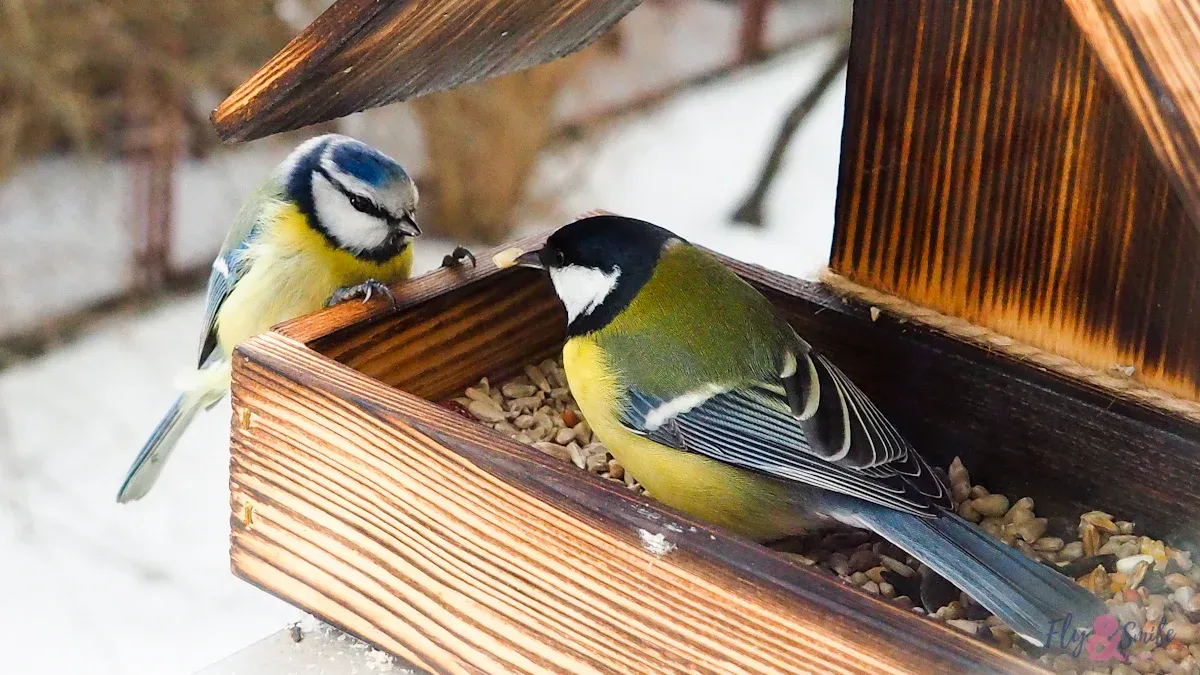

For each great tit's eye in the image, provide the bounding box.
[554,250,566,266]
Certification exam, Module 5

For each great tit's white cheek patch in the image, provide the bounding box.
[312,173,389,252]
[548,264,622,323]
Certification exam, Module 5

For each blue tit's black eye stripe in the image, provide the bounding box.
[343,188,392,222]
[314,166,399,224]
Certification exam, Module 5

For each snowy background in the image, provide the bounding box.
[0,30,846,675]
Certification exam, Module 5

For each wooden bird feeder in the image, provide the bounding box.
[217,0,1200,672]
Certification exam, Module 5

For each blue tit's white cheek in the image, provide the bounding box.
[548,264,622,323]
[311,172,389,251]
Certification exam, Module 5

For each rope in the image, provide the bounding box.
[819,270,1200,424]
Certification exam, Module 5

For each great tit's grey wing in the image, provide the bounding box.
[196,180,284,366]
[621,351,950,517]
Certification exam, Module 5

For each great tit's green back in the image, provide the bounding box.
[596,242,803,398]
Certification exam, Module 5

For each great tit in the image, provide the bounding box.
[508,214,1107,646]
[117,134,428,503]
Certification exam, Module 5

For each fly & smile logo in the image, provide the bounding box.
[1046,612,1174,662]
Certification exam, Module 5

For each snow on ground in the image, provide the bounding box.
[0,40,844,674]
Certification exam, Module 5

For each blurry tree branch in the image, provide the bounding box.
[733,33,850,227]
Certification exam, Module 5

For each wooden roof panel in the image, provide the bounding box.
[211,0,641,142]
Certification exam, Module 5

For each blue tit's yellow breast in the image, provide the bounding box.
[215,203,413,356]
[563,336,807,541]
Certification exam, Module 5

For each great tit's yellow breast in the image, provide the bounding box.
[215,203,413,356]
[563,336,808,541]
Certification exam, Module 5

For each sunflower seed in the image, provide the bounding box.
[468,400,507,423]
[524,365,551,392]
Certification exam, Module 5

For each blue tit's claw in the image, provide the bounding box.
[441,246,477,269]
[326,279,398,309]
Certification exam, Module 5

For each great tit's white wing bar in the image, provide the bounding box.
[621,385,948,517]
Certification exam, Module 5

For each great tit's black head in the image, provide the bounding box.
[536,215,680,336]
[283,134,420,263]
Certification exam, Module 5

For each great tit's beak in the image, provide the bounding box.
[397,212,421,237]
[492,247,544,270]
[515,250,543,269]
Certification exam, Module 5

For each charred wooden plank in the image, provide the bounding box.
[211,0,640,142]
[834,0,1200,405]
[1064,0,1200,242]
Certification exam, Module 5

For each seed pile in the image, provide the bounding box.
[450,360,1200,675]
[444,359,644,493]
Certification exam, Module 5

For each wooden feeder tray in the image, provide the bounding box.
[229,234,1200,675]
[215,0,1200,669]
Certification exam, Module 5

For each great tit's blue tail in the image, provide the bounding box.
[117,363,229,503]
[854,508,1108,647]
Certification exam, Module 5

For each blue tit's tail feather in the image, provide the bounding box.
[117,362,229,503]
[116,395,201,503]
[856,508,1108,646]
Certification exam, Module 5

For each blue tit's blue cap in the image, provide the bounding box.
[329,142,410,188]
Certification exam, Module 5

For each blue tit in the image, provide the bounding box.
[117,134,422,503]
[506,214,1107,646]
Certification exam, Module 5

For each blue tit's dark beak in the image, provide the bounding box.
[398,212,421,237]
[514,249,544,270]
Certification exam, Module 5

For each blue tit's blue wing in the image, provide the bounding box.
[196,180,284,366]
[196,241,254,366]
[620,350,951,517]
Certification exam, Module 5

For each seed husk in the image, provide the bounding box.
[468,400,507,423]
[848,549,880,573]
[972,494,1010,517]
[1119,554,1158,575]
[524,365,551,392]
[573,421,592,444]
[1127,561,1152,591]
[947,619,980,636]
[533,442,571,463]
[501,382,538,399]
[865,566,887,584]
[1035,537,1065,552]
[585,453,607,473]
[880,555,917,578]
[464,387,493,405]
[1012,517,1048,543]
[607,459,624,480]
[1082,511,1119,534]
[567,442,587,470]
[957,500,982,523]
[1082,523,1101,556]
[1061,541,1085,561]
[1166,573,1195,590]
